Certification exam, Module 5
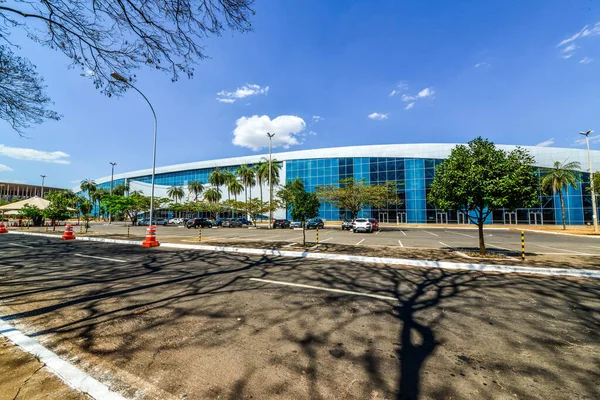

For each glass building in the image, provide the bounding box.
[78,144,600,225]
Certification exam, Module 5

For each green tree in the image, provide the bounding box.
[79,179,96,199]
[204,188,222,204]
[187,181,204,202]
[227,175,244,218]
[429,137,539,254]
[90,187,108,219]
[317,178,399,220]
[278,178,305,216]
[18,204,43,226]
[112,183,130,196]
[540,160,582,230]
[167,186,185,214]
[102,192,151,226]
[77,198,93,232]
[209,168,228,197]
[290,189,321,246]
[44,191,72,230]
[236,164,256,204]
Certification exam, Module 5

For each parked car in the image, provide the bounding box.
[238,218,252,226]
[212,218,223,227]
[352,218,373,233]
[368,218,380,231]
[273,219,291,229]
[186,218,212,229]
[290,221,302,228]
[222,218,243,228]
[341,219,353,230]
[138,218,168,226]
[306,218,324,229]
[168,217,185,224]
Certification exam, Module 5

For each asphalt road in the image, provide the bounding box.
[93,223,600,256]
[1,234,599,400]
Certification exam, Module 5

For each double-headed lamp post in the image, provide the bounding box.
[267,132,275,229]
[580,130,598,232]
[111,72,158,228]
[109,162,117,224]
[40,175,46,198]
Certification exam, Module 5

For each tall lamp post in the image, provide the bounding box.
[267,132,275,229]
[580,130,598,233]
[40,175,46,198]
[109,162,117,224]
[111,72,158,228]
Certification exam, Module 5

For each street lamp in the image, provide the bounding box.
[109,162,117,224]
[267,132,275,229]
[111,72,158,229]
[40,175,46,198]
[580,130,598,233]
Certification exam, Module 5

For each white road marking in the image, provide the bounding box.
[531,243,584,254]
[74,254,127,263]
[375,230,381,235]
[487,243,513,251]
[8,242,34,249]
[0,318,127,400]
[449,231,474,238]
[439,241,452,248]
[319,237,333,243]
[356,239,365,245]
[400,229,406,236]
[398,240,403,247]
[423,230,439,237]
[250,278,397,301]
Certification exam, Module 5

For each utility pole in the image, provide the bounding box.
[109,162,117,224]
[580,130,598,232]
[267,132,275,229]
[40,175,46,198]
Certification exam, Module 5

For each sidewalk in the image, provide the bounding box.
[0,336,89,400]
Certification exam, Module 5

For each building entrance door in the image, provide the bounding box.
[528,211,543,225]
[397,212,406,224]
[457,212,469,224]
[503,211,517,225]
[378,212,388,223]
[436,212,448,224]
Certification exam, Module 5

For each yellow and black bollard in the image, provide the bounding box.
[316,226,319,244]
[127,226,130,238]
[521,230,525,261]
[79,224,83,234]
[198,227,202,242]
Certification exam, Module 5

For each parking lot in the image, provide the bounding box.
[91,223,600,256]
[1,234,599,399]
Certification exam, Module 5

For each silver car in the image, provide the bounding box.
[290,221,302,228]
[352,218,373,233]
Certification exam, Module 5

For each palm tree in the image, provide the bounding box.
[222,170,235,202]
[90,187,108,219]
[237,164,256,203]
[209,167,228,196]
[112,182,130,196]
[254,162,266,203]
[167,185,185,204]
[204,188,221,203]
[80,179,96,199]
[257,158,282,204]
[227,175,244,217]
[541,160,581,230]
[188,181,204,202]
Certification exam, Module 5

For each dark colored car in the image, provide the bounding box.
[222,218,243,228]
[212,218,223,227]
[341,219,353,230]
[238,218,252,226]
[273,219,291,229]
[306,218,324,229]
[186,218,212,229]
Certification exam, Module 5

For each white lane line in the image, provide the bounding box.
[0,318,126,400]
[319,237,333,243]
[449,231,474,238]
[74,254,127,263]
[398,240,404,247]
[400,229,406,236]
[487,243,513,251]
[530,243,584,254]
[439,241,452,248]
[375,230,381,235]
[8,242,35,249]
[423,230,439,237]
[250,278,397,301]
[356,239,365,245]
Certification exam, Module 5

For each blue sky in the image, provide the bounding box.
[2,0,600,188]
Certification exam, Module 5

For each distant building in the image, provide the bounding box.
[0,181,62,203]
[77,144,600,225]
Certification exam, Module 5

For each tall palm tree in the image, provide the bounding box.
[237,164,256,203]
[541,160,581,230]
[112,182,130,196]
[188,180,204,202]
[222,170,235,202]
[254,162,266,203]
[91,187,108,219]
[204,188,221,203]
[167,185,185,204]
[257,158,282,203]
[227,175,244,217]
[80,179,96,199]
[208,167,228,196]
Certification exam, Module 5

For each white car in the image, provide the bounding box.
[352,218,373,233]
[168,217,185,224]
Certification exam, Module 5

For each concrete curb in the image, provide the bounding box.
[519,228,600,239]
[7,231,599,279]
[0,318,127,400]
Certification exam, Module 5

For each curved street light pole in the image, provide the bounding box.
[111,73,158,228]
[580,130,598,233]
[267,132,275,229]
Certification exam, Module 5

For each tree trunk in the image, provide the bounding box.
[259,180,263,204]
[478,218,486,255]
[559,190,566,230]
[302,224,306,247]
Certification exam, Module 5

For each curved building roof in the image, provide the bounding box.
[83,143,600,187]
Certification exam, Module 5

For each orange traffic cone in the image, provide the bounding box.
[0,222,8,234]
[62,223,75,240]
[142,225,160,248]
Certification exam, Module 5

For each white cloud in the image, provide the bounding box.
[368,112,389,120]
[232,115,306,151]
[579,57,593,64]
[0,163,13,172]
[418,87,434,98]
[535,138,554,147]
[389,81,408,97]
[0,144,70,164]
[561,53,573,60]
[404,102,415,110]
[312,116,324,123]
[562,44,578,53]
[216,84,269,103]
[474,62,490,68]
[558,22,600,47]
